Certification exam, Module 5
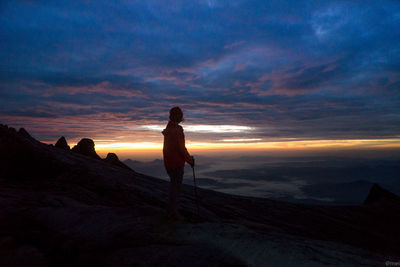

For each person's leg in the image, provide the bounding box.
[167,167,184,216]
[168,170,177,213]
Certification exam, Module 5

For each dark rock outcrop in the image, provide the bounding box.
[55,136,70,150]
[364,183,400,206]
[104,152,131,170]
[105,152,119,161]
[71,138,100,159]
[8,127,17,134]
[0,124,66,181]
[18,128,34,140]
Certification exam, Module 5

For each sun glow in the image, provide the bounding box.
[94,138,400,153]
[96,142,162,150]
[222,138,263,142]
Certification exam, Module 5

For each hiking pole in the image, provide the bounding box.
[191,158,200,217]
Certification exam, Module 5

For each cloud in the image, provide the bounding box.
[0,0,399,144]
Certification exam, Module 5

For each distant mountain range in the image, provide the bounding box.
[1,124,400,266]
[123,156,400,206]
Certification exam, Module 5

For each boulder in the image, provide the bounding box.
[71,138,100,159]
[105,152,119,162]
[104,153,131,170]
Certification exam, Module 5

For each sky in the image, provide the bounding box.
[1,0,400,159]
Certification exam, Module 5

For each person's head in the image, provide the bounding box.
[169,106,184,123]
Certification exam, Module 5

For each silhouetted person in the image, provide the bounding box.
[162,107,194,219]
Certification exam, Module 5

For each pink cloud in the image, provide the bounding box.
[224,40,246,50]
[234,63,248,71]
[51,82,148,98]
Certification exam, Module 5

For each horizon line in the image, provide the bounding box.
[43,137,400,152]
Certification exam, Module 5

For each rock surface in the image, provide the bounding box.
[18,128,34,140]
[71,138,101,159]
[364,183,400,206]
[0,123,399,266]
[104,152,131,170]
[55,136,70,150]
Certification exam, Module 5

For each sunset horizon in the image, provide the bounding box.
[1,1,399,159]
[1,1,400,265]
[3,119,398,161]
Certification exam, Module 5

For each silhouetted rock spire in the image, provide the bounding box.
[363,183,400,206]
[55,136,70,150]
[18,128,33,140]
[105,152,119,161]
[104,153,131,170]
[71,138,100,159]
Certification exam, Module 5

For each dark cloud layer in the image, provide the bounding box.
[1,0,399,142]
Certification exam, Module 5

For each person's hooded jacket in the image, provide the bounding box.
[162,121,192,169]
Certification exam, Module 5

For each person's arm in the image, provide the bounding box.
[177,127,194,166]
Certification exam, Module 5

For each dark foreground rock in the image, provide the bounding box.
[0,124,399,266]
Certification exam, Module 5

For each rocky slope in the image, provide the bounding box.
[0,124,399,266]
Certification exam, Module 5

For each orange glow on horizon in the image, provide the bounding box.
[91,138,400,153]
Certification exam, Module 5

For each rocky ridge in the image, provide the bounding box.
[0,124,399,266]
